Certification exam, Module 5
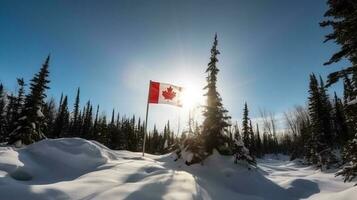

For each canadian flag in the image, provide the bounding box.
[148,81,183,107]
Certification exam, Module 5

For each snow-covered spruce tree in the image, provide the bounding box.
[336,135,357,184]
[9,78,26,133]
[3,79,26,137]
[8,56,50,145]
[42,97,56,138]
[176,133,206,165]
[342,74,357,140]
[162,120,173,153]
[306,74,336,169]
[233,127,256,167]
[339,72,357,183]
[175,119,204,164]
[0,84,7,142]
[201,34,231,155]
[338,82,357,182]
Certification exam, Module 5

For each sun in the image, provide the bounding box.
[180,83,205,109]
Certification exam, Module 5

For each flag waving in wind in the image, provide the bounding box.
[143,80,183,156]
[148,81,183,107]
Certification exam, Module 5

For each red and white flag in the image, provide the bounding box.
[148,81,183,107]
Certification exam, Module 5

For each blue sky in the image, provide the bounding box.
[0,0,348,131]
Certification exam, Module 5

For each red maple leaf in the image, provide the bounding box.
[162,86,176,100]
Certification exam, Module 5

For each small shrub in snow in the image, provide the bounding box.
[175,135,207,165]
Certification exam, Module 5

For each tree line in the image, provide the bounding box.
[0,61,177,154]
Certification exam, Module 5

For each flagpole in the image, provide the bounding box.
[142,80,151,157]
[177,111,180,137]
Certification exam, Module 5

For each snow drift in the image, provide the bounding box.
[6,138,116,183]
[0,138,356,200]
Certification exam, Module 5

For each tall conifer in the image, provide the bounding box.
[9,56,50,145]
[307,74,335,168]
[202,34,231,154]
[242,102,250,148]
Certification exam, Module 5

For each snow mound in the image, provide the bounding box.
[0,138,356,200]
[1,138,116,184]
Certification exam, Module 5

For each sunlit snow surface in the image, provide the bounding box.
[0,138,355,200]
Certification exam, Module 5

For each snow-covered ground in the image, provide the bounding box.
[0,138,355,200]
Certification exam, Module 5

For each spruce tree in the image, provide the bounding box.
[262,132,268,154]
[136,117,144,150]
[5,94,16,135]
[307,74,336,169]
[344,82,357,145]
[127,115,136,151]
[321,0,357,87]
[9,56,50,145]
[53,96,69,138]
[0,84,7,142]
[318,76,334,145]
[151,125,159,153]
[70,87,81,136]
[342,74,354,104]
[93,104,100,140]
[42,98,56,138]
[320,0,357,178]
[202,34,231,154]
[336,134,357,184]
[97,114,108,146]
[115,112,120,128]
[109,109,119,149]
[242,102,250,149]
[80,105,86,137]
[163,121,170,150]
[233,126,256,167]
[10,78,26,132]
[255,124,262,158]
[58,93,63,113]
[233,123,241,143]
[332,92,350,145]
[82,101,93,139]
[249,120,256,156]
[119,117,128,149]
